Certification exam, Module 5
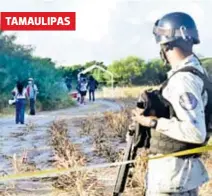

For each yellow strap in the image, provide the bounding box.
[0,145,211,182]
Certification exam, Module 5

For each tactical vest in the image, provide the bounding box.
[143,66,211,158]
[140,96,205,158]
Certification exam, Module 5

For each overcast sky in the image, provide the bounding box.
[1,0,212,66]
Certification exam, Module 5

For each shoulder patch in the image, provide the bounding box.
[179,92,198,110]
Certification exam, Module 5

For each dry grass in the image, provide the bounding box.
[79,107,132,163]
[199,152,212,196]
[97,86,158,100]
[0,186,16,196]
[79,116,95,136]
[124,149,149,196]
[0,151,37,196]
[103,108,131,142]
[92,126,120,162]
[49,120,105,196]
[80,107,131,141]
[79,117,121,162]
[11,151,37,173]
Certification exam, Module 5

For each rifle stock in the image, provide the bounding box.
[113,130,134,196]
[113,89,169,195]
[113,124,140,196]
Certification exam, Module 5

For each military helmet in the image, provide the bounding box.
[153,12,200,45]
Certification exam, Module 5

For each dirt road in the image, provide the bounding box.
[0,99,121,195]
[1,99,211,196]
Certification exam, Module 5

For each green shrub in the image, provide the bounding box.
[0,31,74,114]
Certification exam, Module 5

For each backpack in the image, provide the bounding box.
[162,66,212,134]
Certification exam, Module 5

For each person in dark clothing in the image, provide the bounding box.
[76,78,81,102]
[12,81,28,124]
[26,78,38,115]
[65,76,72,92]
[87,76,98,102]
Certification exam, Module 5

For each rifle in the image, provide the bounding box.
[113,125,138,196]
[113,89,170,196]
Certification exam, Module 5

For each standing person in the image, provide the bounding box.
[87,76,98,102]
[12,81,28,124]
[76,77,81,102]
[26,78,38,115]
[65,76,72,92]
[131,12,209,195]
[79,78,87,104]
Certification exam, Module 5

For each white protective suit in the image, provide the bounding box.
[146,55,209,195]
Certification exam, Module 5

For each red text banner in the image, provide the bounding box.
[0,12,76,31]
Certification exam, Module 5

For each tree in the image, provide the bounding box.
[108,56,145,85]
[0,31,70,111]
[201,58,212,78]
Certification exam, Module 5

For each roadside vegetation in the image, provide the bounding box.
[1,30,212,195]
[0,31,74,115]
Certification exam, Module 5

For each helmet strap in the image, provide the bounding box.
[160,49,168,66]
[160,43,173,66]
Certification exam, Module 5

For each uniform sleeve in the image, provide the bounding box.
[156,73,207,144]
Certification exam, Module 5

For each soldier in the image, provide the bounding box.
[132,12,209,195]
